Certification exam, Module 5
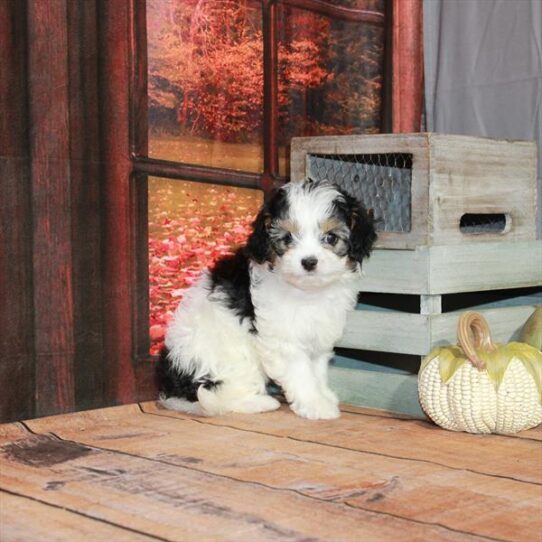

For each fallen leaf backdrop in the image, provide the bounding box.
[148,178,262,355]
[146,0,385,356]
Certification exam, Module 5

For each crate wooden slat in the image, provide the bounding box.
[357,240,542,295]
[339,294,541,356]
[329,362,423,417]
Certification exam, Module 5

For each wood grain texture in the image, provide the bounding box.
[0,0,35,422]
[98,0,137,404]
[0,443,478,541]
[0,491,158,542]
[356,241,542,295]
[0,404,539,541]
[1,0,143,421]
[67,0,106,411]
[340,297,540,355]
[392,0,423,133]
[142,402,542,484]
[429,134,538,246]
[27,0,75,416]
[1,404,538,541]
[0,424,30,446]
[427,240,542,294]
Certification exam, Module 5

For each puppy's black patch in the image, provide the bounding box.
[156,347,221,402]
[332,188,377,263]
[245,187,290,264]
[209,248,257,333]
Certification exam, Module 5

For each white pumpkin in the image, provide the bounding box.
[418,311,542,434]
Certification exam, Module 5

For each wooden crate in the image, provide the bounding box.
[291,133,538,250]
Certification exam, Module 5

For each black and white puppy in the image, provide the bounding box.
[157,179,376,419]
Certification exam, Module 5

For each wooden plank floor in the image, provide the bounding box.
[1,402,541,542]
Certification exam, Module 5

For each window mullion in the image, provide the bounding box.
[262,1,280,193]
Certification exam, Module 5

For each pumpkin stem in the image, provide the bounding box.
[457,312,496,370]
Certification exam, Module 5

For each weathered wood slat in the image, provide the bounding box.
[0,436,482,541]
[430,135,537,247]
[0,490,159,542]
[141,403,542,483]
[28,0,75,416]
[357,241,542,295]
[0,424,31,446]
[340,298,540,355]
[392,0,423,134]
[426,242,542,295]
[0,0,35,422]
[19,405,542,542]
[339,310,430,354]
[98,0,137,404]
[334,401,542,441]
[339,402,419,419]
[329,365,423,417]
[67,0,106,412]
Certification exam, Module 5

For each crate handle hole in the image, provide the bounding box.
[459,213,510,235]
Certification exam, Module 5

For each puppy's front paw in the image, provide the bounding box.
[290,396,340,420]
[321,386,339,406]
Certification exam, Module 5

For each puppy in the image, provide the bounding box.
[157,179,376,419]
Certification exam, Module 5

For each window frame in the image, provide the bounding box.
[131,0,390,186]
[128,0,408,363]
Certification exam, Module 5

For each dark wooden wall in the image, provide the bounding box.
[0,0,423,424]
[0,0,146,423]
[1,0,34,422]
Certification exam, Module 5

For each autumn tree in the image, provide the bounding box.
[148,0,331,142]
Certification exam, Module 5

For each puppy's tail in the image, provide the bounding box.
[196,386,230,416]
[160,385,280,416]
[158,393,210,416]
[159,386,230,416]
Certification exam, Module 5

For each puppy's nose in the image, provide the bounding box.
[301,256,318,272]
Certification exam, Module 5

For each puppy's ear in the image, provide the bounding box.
[246,187,289,263]
[245,207,272,264]
[348,201,377,264]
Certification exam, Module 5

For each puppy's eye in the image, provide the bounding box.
[281,232,293,245]
[323,232,338,246]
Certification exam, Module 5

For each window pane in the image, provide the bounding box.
[147,0,264,172]
[277,1,386,176]
[148,177,263,355]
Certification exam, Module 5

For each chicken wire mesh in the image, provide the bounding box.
[308,153,413,233]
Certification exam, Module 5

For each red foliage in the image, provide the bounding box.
[147,0,332,143]
[148,180,261,355]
